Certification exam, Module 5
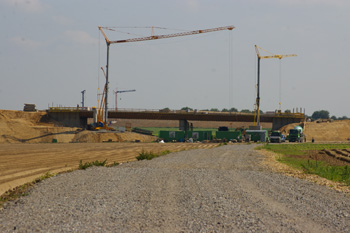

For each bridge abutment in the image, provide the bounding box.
[48,111,87,128]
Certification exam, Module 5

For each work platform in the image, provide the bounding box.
[48,107,305,131]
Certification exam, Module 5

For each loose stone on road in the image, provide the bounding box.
[1,144,349,232]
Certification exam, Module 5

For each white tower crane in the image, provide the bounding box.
[98,25,235,127]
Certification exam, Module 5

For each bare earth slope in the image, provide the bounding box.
[1,145,350,232]
[0,110,156,143]
[280,120,350,142]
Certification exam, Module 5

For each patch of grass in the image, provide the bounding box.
[107,161,120,167]
[79,159,107,170]
[136,149,171,160]
[0,171,55,208]
[262,143,350,156]
[262,143,350,185]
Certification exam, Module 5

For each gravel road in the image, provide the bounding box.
[1,144,350,232]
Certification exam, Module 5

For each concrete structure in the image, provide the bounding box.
[48,107,88,128]
[48,108,304,130]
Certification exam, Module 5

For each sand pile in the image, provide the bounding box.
[280,120,350,142]
[0,110,78,143]
[71,131,157,143]
[0,110,156,143]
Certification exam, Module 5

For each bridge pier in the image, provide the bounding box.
[272,116,304,131]
[179,119,189,131]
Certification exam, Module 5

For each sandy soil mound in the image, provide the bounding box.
[280,120,350,142]
[0,110,156,143]
[72,131,157,143]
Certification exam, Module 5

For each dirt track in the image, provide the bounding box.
[1,145,350,232]
[0,143,218,196]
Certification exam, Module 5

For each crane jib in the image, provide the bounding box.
[109,26,235,44]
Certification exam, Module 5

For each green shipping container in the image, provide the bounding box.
[186,131,212,141]
[159,131,186,142]
[216,131,242,141]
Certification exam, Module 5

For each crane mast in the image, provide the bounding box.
[98,25,235,127]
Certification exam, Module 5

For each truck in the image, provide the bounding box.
[288,126,303,142]
[270,131,283,143]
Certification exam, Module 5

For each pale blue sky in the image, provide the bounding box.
[1,0,349,117]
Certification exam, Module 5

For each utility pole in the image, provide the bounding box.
[81,90,86,108]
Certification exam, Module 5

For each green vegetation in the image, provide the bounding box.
[79,159,107,170]
[262,143,350,156]
[136,149,171,160]
[311,110,330,120]
[0,171,55,208]
[107,161,120,167]
[260,144,350,185]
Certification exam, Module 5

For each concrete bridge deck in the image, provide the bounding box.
[48,107,305,130]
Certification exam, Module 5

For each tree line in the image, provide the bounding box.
[311,110,348,120]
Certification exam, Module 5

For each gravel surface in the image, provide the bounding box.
[1,144,350,232]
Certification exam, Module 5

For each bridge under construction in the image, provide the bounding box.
[48,107,305,131]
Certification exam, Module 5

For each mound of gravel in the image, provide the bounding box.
[1,145,350,232]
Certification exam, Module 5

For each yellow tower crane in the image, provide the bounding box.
[98,25,235,127]
[254,45,297,126]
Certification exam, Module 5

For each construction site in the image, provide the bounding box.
[1,25,350,204]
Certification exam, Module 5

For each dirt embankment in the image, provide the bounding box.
[279,120,350,143]
[0,110,156,143]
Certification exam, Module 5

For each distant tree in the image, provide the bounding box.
[241,109,251,113]
[229,107,238,112]
[331,115,337,120]
[221,108,229,112]
[200,109,209,111]
[338,116,349,120]
[311,110,330,120]
[285,109,291,113]
[181,107,193,111]
[210,108,219,112]
[160,107,170,112]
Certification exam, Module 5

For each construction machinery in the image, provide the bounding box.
[92,67,112,130]
[98,25,235,126]
[288,125,304,142]
[270,130,284,143]
[254,45,297,126]
[114,89,136,111]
